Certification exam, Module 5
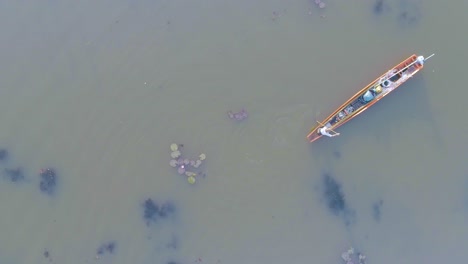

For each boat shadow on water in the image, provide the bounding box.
[359,75,444,147]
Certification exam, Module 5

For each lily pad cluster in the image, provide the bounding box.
[341,247,366,264]
[169,143,206,185]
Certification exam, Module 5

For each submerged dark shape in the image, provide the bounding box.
[397,0,421,25]
[323,173,346,215]
[397,10,420,26]
[166,234,178,249]
[143,199,175,225]
[333,150,341,159]
[373,0,385,14]
[227,109,248,121]
[39,168,57,195]
[4,167,24,182]
[159,201,175,218]
[372,199,384,222]
[144,198,159,222]
[0,149,8,161]
[97,241,116,256]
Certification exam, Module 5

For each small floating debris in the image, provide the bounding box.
[227,109,248,121]
[341,247,366,264]
[39,168,57,195]
[313,0,326,9]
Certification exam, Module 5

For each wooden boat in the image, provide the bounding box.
[307,53,434,143]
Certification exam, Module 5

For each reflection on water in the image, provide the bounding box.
[0,0,467,264]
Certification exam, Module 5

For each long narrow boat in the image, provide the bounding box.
[307,53,434,143]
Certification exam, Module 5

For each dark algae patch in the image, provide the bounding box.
[397,0,422,26]
[39,168,57,195]
[373,0,388,15]
[143,198,175,225]
[372,199,384,222]
[323,173,346,215]
[0,149,8,161]
[4,167,24,182]
[43,249,53,262]
[372,0,422,26]
[321,173,355,226]
[97,241,116,255]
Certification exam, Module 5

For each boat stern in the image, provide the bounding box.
[307,127,322,142]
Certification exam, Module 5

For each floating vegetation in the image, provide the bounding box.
[170,143,179,152]
[341,247,367,264]
[177,166,185,175]
[168,143,206,185]
[0,149,8,161]
[169,160,178,167]
[4,167,24,182]
[313,0,326,9]
[96,241,116,259]
[185,171,196,177]
[39,168,57,195]
[143,198,175,225]
[227,109,248,121]
[171,150,181,159]
[323,173,346,215]
[187,176,196,184]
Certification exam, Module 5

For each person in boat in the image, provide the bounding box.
[361,85,383,103]
[317,126,340,137]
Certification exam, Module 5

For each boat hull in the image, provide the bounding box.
[307,54,424,142]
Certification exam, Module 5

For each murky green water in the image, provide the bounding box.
[1,0,467,264]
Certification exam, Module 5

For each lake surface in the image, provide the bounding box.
[1,0,467,264]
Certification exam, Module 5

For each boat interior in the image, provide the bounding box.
[325,57,421,128]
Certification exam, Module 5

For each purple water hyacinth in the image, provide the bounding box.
[227,109,248,121]
[177,166,185,175]
[184,159,190,165]
[190,160,196,166]
[177,158,184,165]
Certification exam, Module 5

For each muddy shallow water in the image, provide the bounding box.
[0,0,467,263]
